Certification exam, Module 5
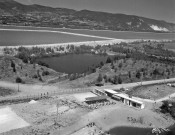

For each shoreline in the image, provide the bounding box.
[0,28,115,40]
[0,39,134,49]
[0,38,172,49]
[1,24,174,34]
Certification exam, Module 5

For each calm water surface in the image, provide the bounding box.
[109,125,175,135]
[0,25,174,46]
[0,30,105,46]
[37,54,107,74]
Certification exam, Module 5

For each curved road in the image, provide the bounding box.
[1,77,175,102]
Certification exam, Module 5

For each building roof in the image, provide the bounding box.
[104,89,118,94]
[113,93,143,105]
[85,96,108,102]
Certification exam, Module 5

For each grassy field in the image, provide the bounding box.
[127,84,175,100]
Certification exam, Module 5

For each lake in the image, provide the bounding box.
[0,25,174,46]
[0,30,107,46]
[36,54,107,74]
[109,125,175,135]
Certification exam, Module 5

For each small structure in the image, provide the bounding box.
[104,89,118,97]
[28,100,37,104]
[85,96,108,104]
[91,89,107,96]
[112,93,145,109]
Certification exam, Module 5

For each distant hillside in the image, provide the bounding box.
[0,0,175,32]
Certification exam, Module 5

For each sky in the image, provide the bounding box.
[15,0,175,23]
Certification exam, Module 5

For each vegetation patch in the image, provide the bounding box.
[160,100,175,119]
[0,87,16,97]
[127,84,175,100]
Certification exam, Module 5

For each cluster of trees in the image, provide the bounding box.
[96,73,122,84]
[160,101,175,118]
[69,73,85,81]
[143,44,175,58]
[97,53,175,84]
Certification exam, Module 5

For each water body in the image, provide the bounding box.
[36,54,107,74]
[0,30,106,46]
[109,125,175,135]
[0,25,174,46]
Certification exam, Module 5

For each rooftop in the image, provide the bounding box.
[104,89,118,94]
[114,93,143,104]
[85,96,108,102]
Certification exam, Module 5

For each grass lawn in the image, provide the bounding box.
[127,84,175,100]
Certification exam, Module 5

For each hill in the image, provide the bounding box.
[0,55,61,83]
[0,0,174,32]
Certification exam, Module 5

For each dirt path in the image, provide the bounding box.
[1,77,175,102]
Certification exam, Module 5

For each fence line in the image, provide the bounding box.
[0,88,90,105]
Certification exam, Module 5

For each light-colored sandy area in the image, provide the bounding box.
[0,106,29,134]
[0,39,136,49]
[73,92,97,102]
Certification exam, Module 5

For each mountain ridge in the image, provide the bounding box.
[0,0,175,32]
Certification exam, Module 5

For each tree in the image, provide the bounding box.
[136,71,141,79]
[118,76,122,84]
[118,62,123,69]
[111,62,115,69]
[103,74,108,83]
[16,77,22,83]
[100,61,104,67]
[97,73,103,82]
[113,75,118,84]
[69,74,76,81]
[128,71,131,79]
[106,57,112,63]
[153,68,160,76]
[11,61,15,68]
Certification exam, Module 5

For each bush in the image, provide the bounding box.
[16,77,22,83]
[97,73,103,82]
[37,61,49,68]
[32,74,38,78]
[42,71,50,76]
[106,57,112,63]
[118,76,122,84]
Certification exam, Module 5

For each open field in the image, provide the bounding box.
[127,84,175,100]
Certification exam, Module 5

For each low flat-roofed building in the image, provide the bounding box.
[113,93,145,109]
[92,89,107,96]
[85,96,108,104]
[104,89,118,97]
